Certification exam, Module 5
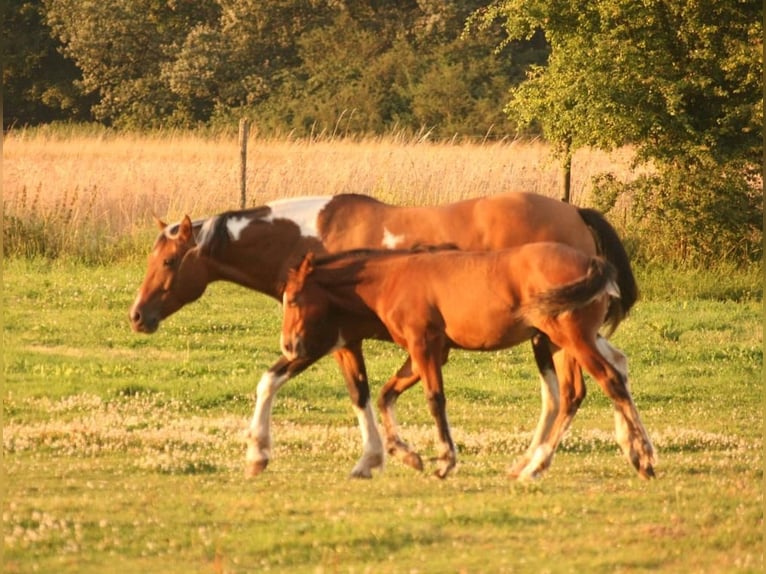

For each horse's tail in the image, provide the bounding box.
[577,207,639,334]
[531,257,619,319]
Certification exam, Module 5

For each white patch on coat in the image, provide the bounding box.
[226,215,253,241]
[264,196,333,237]
[382,227,405,248]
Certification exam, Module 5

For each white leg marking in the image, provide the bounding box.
[614,409,632,455]
[265,196,333,237]
[528,367,560,452]
[245,370,290,466]
[513,368,559,478]
[382,227,405,248]
[597,337,627,379]
[517,444,553,481]
[596,337,657,471]
[349,402,385,478]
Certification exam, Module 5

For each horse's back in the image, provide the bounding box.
[319,192,596,255]
[367,244,595,350]
[470,193,597,254]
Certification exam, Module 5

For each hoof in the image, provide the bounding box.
[507,457,529,479]
[349,452,384,479]
[403,452,424,472]
[434,461,455,480]
[515,469,542,482]
[244,459,268,478]
[434,468,451,480]
[349,468,373,479]
[638,465,656,480]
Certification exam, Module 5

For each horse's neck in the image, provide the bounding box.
[207,234,319,300]
[316,265,381,320]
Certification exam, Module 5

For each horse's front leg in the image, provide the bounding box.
[332,343,384,479]
[378,357,424,471]
[244,355,314,478]
[593,337,656,478]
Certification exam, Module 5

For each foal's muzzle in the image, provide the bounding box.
[280,334,305,361]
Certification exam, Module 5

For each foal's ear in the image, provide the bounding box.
[154,215,167,230]
[295,252,315,281]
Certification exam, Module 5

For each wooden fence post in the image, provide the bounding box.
[238,118,249,209]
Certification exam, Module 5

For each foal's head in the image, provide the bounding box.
[129,216,209,333]
[280,253,341,361]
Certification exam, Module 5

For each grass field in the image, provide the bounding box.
[3,258,763,573]
[2,131,763,572]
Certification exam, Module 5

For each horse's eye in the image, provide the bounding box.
[163,257,176,268]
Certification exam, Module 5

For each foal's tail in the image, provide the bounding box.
[577,208,639,334]
[531,257,619,319]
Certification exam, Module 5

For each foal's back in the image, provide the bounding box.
[356,243,598,351]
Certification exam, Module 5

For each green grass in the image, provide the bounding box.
[3,259,763,573]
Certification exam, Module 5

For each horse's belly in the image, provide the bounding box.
[445,316,534,351]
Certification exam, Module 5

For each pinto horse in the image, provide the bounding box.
[281,246,655,479]
[129,192,638,478]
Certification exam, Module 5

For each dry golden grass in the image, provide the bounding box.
[2,129,640,254]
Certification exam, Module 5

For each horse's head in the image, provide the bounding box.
[280,253,340,361]
[129,215,209,333]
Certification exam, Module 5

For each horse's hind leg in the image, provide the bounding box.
[547,349,587,448]
[577,336,656,478]
[510,333,561,479]
[378,358,424,471]
[334,343,385,478]
[408,332,456,479]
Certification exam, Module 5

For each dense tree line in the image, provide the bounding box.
[5,0,543,137]
[3,0,762,265]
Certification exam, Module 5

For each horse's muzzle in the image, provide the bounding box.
[129,306,159,334]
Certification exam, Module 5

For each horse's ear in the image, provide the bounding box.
[177,215,194,244]
[154,215,167,230]
[288,253,315,292]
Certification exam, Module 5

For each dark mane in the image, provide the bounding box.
[305,244,461,309]
[197,206,272,256]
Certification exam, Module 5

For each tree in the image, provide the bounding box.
[44,0,220,127]
[470,0,763,264]
[3,0,92,128]
[31,0,540,135]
